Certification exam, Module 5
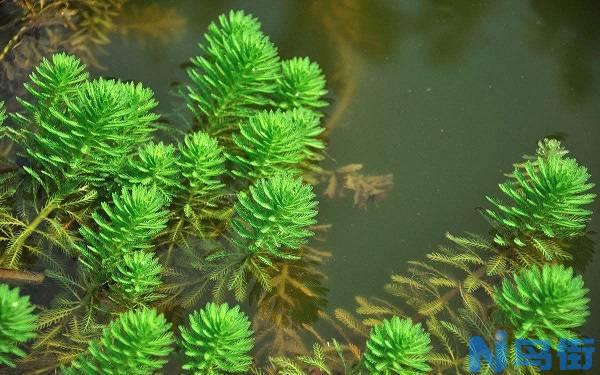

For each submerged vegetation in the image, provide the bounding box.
[0,6,596,375]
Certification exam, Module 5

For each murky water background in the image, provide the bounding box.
[1,0,599,359]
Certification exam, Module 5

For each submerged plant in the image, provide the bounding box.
[10,62,158,189]
[333,140,596,374]
[230,110,308,180]
[494,264,590,345]
[109,251,163,308]
[186,10,279,129]
[0,53,160,270]
[0,283,37,367]
[231,174,318,261]
[363,316,432,375]
[76,185,169,277]
[275,57,328,111]
[486,139,595,259]
[180,302,254,374]
[67,308,174,374]
[118,142,180,197]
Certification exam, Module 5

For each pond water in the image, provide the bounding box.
[97,0,600,340]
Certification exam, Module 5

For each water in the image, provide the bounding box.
[1,0,599,370]
[95,0,600,340]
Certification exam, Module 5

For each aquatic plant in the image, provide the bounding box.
[180,302,254,374]
[333,140,595,374]
[76,185,169,277]
[186,10,279,129]
[230,110,309,180]
[486,138,595,260]
[363,317,432,375]
[109,251,163,308]
[159,131,228,261]
[10,56,158,189]
[0,283,37,367]
[118,142,180,197]
[275,57,328,111]
[0,0,125,97]
[177,132,227,197]
[0,101,5,127]
[231,174,318,261]
[494,264,589,345]
[268,343,332,375]
[66,308,173,374]
[0,53,160,270]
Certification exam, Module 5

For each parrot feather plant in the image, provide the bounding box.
[0,8,331,373]
[0,53,160,270]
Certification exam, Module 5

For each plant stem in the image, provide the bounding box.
[0,268,44,284]
[0,199,58,269]
[0,24,28,63]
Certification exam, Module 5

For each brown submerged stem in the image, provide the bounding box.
[0,268,44,284]
[0,200,58,269]
[0,24,29,63]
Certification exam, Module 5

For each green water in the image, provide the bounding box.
[96,0,600,340]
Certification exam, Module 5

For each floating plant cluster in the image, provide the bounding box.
[0,9,596,375]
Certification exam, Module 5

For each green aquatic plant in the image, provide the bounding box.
[288,108,326,162]
[275,57,328,111]
[363,316,432,375]
[0,101,6,126]
[186,10,279,129]
[486,139,595,260]
[20,52,88,110]
[10,68,158,189]
[0,54,160,269]
[230,110,308,180]
[176,175,319,303]
[118,142,180,197]
[494,264,589,345]
[76,185,169,277]
[67,308,174,374]
[268,343,332,375]
[232,174,318,261]
[159,131,228,261]
[109,251,163,308]
[30,185,168,364]
[0,283,37,367]
[180,302,254,374]
[177,132,227,197]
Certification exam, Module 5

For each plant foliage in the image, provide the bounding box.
[363,316,432,375]
[230,110,309,180]
[180,302,254,374]
[109,250,163,308]
[66,308,174,374]
[118,142,180,197]
[186,10,279,129]
[275,57,328,111]
[486,139,595,259]
[7,55,158,188]
[0,283,37,367]
[76,185,169,278]
[231,174,318,261]
[494,264,590,345]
